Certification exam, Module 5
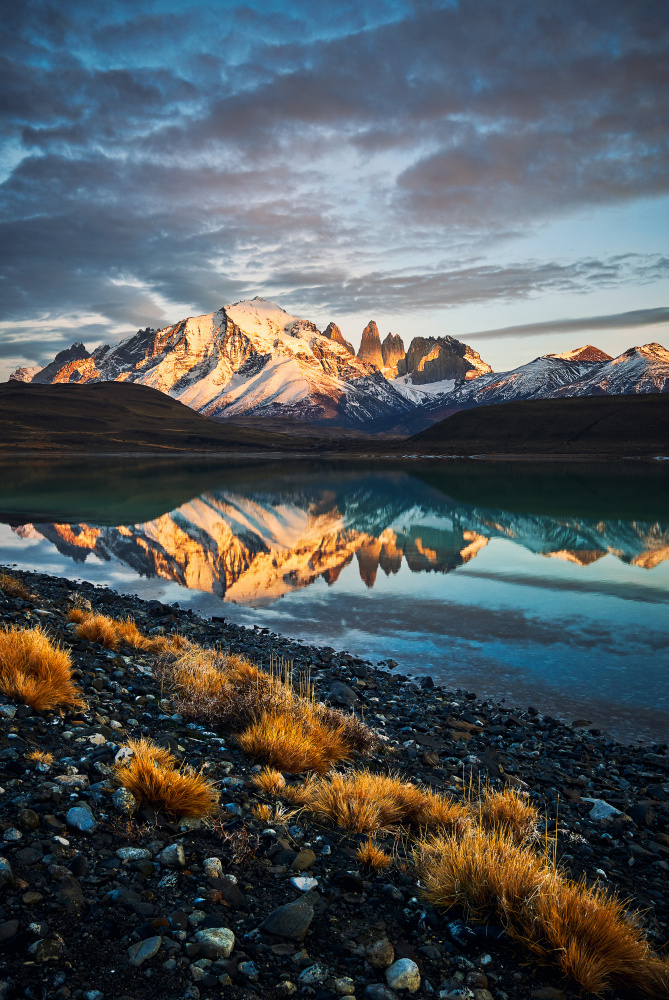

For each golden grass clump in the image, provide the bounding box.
[26,749,54,766]
[74,613,120,649]
[0,571,32,600]
[158,646,377,772]
[114,737,219,819]
[415,826,669,997]
[251,766,286,796]
[69,609,189,655]
[357,837,393,869]
[251,802,296,825]
[477,785,539,840]
[292,769,470,833]
[0,625,85,712]
[237,708,352,774]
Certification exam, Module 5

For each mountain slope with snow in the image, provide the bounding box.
[21,298,417,427]
[548,343,669,397]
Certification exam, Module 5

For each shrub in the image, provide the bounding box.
[0,572,32,600]
[114,737,219,818]
[415,826,669,997]
[357,837,392,869]
[0,625,84,712]
[292,769,469,833]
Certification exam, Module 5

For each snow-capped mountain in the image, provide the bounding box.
[549,343,669,397]
[25,298,419,427]
[9,366,43,383]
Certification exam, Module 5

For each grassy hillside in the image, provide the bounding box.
[407,393,669,457]
[0,381,306,453]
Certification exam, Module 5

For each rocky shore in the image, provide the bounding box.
[0,565,668,1000]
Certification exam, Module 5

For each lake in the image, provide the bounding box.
[0,455,668,743]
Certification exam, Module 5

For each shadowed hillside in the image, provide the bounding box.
[407,394,669,458]
[0,381,306,453]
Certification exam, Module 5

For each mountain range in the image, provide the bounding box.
[9,297,669,431]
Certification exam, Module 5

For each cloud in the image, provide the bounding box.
[466,307,669,342]
[0,0,668,359]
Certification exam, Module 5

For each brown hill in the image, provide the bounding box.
[407,394,669,457]
[0,381,305,453]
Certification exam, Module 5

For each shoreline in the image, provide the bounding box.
[0,566,668,999]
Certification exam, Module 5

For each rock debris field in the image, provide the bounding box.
[0,565,668,1000]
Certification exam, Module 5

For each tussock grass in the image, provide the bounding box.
[0,571,32,600]
[0,625,84,712]
[252,802,296,825]
[251,766,287,796]
[114,737,218,818]
[159,646,377,772]
[477,785,538,839]
[26,749,54,766]
[68,609,189,655]
[357,837,393,869]
[415,826,669,997]
[290,769,470,833]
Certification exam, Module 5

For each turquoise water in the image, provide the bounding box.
[0,457,667,742]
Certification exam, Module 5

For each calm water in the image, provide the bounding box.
[1,456,668,743]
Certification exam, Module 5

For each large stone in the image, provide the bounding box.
[127,935,162,966]
[66,807,96,834]
[194,927,235,959]
[582,799,628,823]
[116,847,151,862]
[202,856,223,879]
[28,936,65,962]
[259,898,314,941]
[290,849,317,872]
[385,958,421,992]
[299,964,327,985]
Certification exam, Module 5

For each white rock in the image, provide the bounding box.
[127,935,162,966]
[582,798,628,822]
[385,958,421,992]
[299,964,327,984]
[290,876,318,892]
[116,847,151,862]
[194,926,235,959]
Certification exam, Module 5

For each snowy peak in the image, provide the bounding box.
[9,365,43,383]
[548,345,612,363]
[549,342,669,398]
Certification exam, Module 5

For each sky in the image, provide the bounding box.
[0,0,668,380]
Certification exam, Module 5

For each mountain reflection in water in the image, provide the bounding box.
[1,458,668,743]
[13,483,669,604]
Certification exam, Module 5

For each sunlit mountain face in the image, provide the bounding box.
[12,481,669,606]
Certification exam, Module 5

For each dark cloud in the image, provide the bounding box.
[0,0,667,366]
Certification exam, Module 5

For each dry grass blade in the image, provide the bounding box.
[0,625,85,712]
[74,613,119,649]
[68,610,189,655]
[114,737,219,818]
[0,572,32,600]
[477,785,539,840]
[26,749,54,766]
[416,826,669,997]
[357,837,393,869]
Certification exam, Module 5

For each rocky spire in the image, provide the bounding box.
[381,333,405,369]
[323,322,354,355]
[357,320,383,368]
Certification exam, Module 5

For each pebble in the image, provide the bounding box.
[127,935,162,966]
[194,926,235,959]
[111,786,137,815]
[259,898,314,941]
[334,977,356,995]
[290,875,318,892]
[66,807,97,834]
[366,938,395,968]
[385,958,421,992]
[202,856,223,878]
[116,846,151,862]
[365,986,399,1000]
[298,963,327,984]
[158,842,186,867]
